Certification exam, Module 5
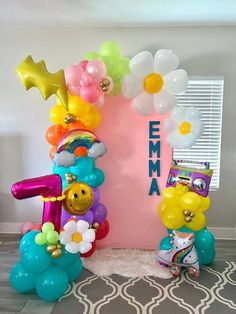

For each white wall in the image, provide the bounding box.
[0,27,235,235]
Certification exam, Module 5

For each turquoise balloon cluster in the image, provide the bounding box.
[160,227,215,265]
[53,156,105,190]
[10,231,83,302]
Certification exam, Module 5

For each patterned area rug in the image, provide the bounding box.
[52,260,236,314]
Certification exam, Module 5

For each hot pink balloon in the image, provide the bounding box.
[11,174,62,232]
[86,60,107,80]
[80,84,101,103]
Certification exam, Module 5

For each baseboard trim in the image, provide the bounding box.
[0,223,235,240]
[208,227,236,240]
[0,223,22,234]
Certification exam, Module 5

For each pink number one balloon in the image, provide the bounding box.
[11,174,62,231]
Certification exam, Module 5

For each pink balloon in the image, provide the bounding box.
[11,174,62,232]
[86,60,107,80]
[64,65,82,86]
[20,221,35,235]
[67,85,81,96]
[79,60,89,71]
[80,72,93,87]
[80,85,101,103]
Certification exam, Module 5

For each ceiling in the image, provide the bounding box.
[0,0,236,28]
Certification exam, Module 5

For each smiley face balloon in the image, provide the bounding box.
[63,182,94,215]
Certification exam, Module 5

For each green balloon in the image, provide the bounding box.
[46,231,59,244]
[42,222,54,234]
[84,52,100,61]
[100,41,121,57]
[35,233,47,245]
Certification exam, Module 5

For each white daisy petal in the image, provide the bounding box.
[63,220,77,234]
[65,242,80,254]
[171,107,186,123]
[185,107,202,122]
[122,74,143,99]
[153,90,177,115]
[163,118,178,135]
[154,49,179,76]
[82,229,95,242]
[167,132,196,149]
[164,69,188,95]
[78,240,92,254]
[191,120,204,138]
[131,92,153,116]
[59,231,71,245]
[129,51,154,78]
[77,220,89,234]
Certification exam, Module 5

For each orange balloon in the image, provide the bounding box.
[46,124,68,146]
[49,146,57,160]
[74,146,88,157]
[68,121,90,131]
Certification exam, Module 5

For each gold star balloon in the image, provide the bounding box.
[16,55,68,109]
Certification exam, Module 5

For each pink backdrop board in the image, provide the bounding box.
[96,95,172,249]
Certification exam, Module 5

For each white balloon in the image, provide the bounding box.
[153,90,177,115]
[78,240,92,254]
[129,51,153,78]
[131,92,153,116]
[167,132,196,149]
[121,74,143,99]
[65,242,80,254]
[164,69,188,95]
[59,231,71,245]
[192,120,204,138]
[63,221,77,234]
[171,106,186,123]
[154,49,179,76]
[185,107,202,122]
[76,220,89,234]
[82,229,95,242]
[163,118,177,135]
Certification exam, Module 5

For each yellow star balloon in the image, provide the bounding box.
[16,55,68,109]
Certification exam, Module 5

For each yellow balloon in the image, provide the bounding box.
[187,211,206,231]
[199,196,211,212]
[68,94,90,117]
[161,206,185,230]
[162,187,180,205]
[50,105,67,126]
[157,201,168,216]
[180,191,201,212]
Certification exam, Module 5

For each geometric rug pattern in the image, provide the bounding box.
[52,261,236,314]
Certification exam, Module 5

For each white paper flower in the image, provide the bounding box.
[59,219,95,254]
[164,107,204,149]
[122,49,188,116]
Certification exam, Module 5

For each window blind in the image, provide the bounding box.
[173,77,224,190]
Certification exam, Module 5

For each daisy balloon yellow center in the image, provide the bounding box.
[144,73,163,94]
[179,121,192,135]
[72,232,82,243]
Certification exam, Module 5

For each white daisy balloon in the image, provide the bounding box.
[59,219,95,254]
[122,49,188,116]
[164,107,204,149]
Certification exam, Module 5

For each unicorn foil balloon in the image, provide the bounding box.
[158,230,200,278]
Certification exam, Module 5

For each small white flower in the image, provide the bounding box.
[164,107,204,149]
[59,219,95,254]
[122,49,188,116]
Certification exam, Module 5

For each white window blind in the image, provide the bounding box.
[173,77,224,190]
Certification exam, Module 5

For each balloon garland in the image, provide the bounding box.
[10,41,214,301]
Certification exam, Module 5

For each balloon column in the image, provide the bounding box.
[157,161,215,277]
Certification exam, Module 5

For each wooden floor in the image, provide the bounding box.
[0,234,235,313]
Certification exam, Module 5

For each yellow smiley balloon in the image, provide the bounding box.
[63,182,94,215]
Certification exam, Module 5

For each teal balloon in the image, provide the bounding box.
[198,248,216,265]
[9,262,36,293]
[71,157,95,177]
[195,228,215,250]
[66,257,83,282]
[36,265,69,301]
[84,168,105,187]
[19,230,39,253]
[159,236,172,250]
[21,243,51,273]
[53,165,68,179]
[53,246,78,268]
